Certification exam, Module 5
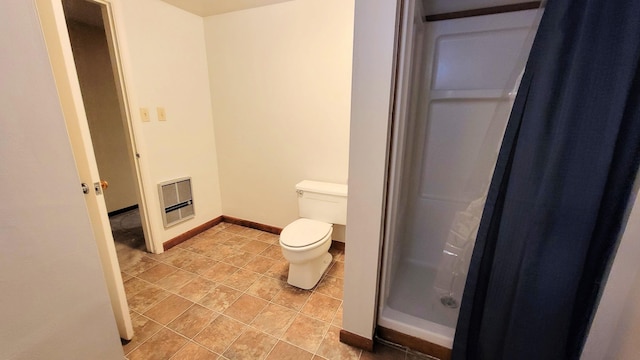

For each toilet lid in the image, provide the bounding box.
[280,218,332,248]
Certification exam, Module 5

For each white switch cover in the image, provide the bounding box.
[140,108,150,122]
[157,107,166,121]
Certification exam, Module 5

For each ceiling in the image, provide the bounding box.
[64,0,538,28]
[159,0,294,17]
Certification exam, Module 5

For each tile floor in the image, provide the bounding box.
[115,219,431,360]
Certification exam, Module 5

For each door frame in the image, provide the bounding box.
[95,0,156,254]
[35,0,154,340]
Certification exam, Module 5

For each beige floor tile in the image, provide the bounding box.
[177,277,218,302]
[256,232,280,244]
[128,285,171,313]
[143,294,193,325]
[174,236,198,249]
[187,237,220,255]
[223,224,248,235]
[180,255,217,275]
[315,326,361,360]
[223,225,264,239]
[327,261,345,279]
[223,328,278,360]
[315,275,344,300]
[125,256,160,276]
[171,341,219,360]
[194,315,246,354]
[329,247,345,262]
[271,285,311,311]
[243,255,278,273]
[260,244,284,260]
[265,341,314,360]
[168,304,218,338]
[198,229,234,243]
[198,285,242,312]
[204,244,240,262]
[127,328,187,360]
[221,250,256,268]
[332,304,344,327]
[123,277,152,297]
[246,276,285,301]
[281,314,329,353]
[250,302,296,338]
[222,268,260,291]
[265,260,290,282]
[119,223,359,360]
[159,248,193,268]
[155,269,197,292]
[201,262,239,283]
[137,263,177,283]
[242,228,267,239]
[122,314,162,355]
[224,236,252,249]
[121,272,133,282]
[223,294,268,324]
[240,239,271,254]
[301,292,341,323]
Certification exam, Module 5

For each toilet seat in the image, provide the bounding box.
[280,218,332,248]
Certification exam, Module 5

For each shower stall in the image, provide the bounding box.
[378,1,541,351]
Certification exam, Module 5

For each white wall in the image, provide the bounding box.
[0,1,123,358]
[203,0,354,232]
[342,0,399,340]
[67,20,138,213]
[114,0,223,248]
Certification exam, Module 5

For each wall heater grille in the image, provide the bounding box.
[158,177,194,228]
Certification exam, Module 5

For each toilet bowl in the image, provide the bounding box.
[280,218,333,289]
[279,180,347,289]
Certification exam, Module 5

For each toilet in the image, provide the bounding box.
[279,180,348,289]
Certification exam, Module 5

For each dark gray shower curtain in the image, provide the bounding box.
[452,0,640,359]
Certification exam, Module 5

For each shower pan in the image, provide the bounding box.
[378,1,542,352]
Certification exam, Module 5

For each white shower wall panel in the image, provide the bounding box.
[404,99,507,266]
[432,27,533,91]
[420,100,500,199]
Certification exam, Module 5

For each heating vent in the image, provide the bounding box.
[158,177,194,228]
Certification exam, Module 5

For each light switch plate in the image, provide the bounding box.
[157,107,166,121]
[140,108,150,122]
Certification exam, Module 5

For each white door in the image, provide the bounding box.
[36,0,134,340]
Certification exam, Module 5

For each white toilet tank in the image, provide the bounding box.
[296,180,348,225]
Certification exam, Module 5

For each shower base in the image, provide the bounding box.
[380,260,458,348]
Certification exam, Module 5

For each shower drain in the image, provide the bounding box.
[440,296,458,308]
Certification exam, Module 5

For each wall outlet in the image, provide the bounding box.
[157,107,166,121]
[140,108,150,122]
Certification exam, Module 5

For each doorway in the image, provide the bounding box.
[61,0,150,256]
[378,4,539,348]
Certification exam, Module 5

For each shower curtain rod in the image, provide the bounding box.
[424,1,542,22]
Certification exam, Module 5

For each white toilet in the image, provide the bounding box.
[279,180,348,289]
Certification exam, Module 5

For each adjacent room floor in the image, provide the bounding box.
[114,212,431,359]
